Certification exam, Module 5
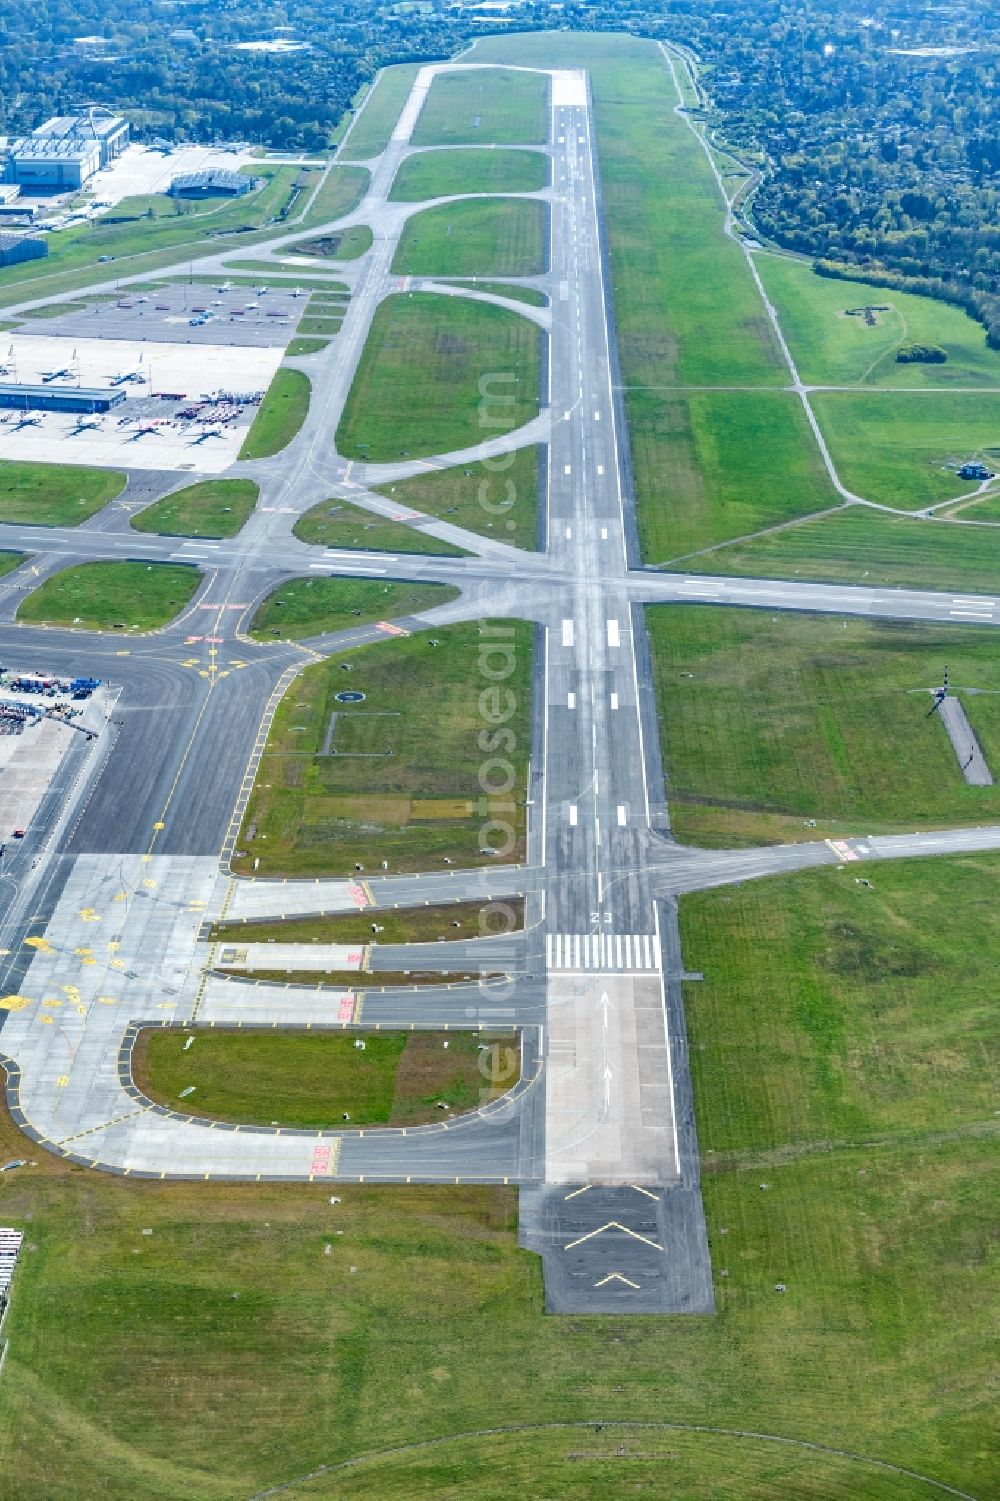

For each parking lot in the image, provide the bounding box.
[0,672,112,846]
[19,280,310,348]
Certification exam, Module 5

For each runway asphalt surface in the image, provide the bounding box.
[1,62,999,1313]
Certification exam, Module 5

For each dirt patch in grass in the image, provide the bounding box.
[288,226,373,261]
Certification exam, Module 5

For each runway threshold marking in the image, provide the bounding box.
[546,933,657,972]
[826,839,859,862]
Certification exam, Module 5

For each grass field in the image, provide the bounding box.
[0,461,125,527]
[0,166,303,306]
[392,197,547,278]
[134,1028,516,1129]
[15,561,200,632]
[411,67,549,147]
[336,293,541,462]
[812,391,1000,507]
[286,337,328,356]
[442,280,548,307]
[130,479,259,539]
[647,605,1000,845]
[389,147,549,201]
[340,63,423,160]
[0,551,24,577]
[238,368,311,460]
[756,252,1000,389]
[295,316,343,336]
[292,498,468,557]
[298,165,370,229]
[471,36,785,390]
[248,577,457,641]
[375,444,541,551]
[222,263,349,284]
[677,505,1000,593]
[682,856,998,1152]
[0,849,994,1498]
[217,966,492,989]
[598,49,786,388]
[232,619,533,875]
[18,299,91,319]
[288,225,373,262]
[633,389,839,560]
[947,490,1000,520]
[211,900,524,947]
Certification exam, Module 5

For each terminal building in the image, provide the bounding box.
[0,384,125,414]
[4,112,130,191]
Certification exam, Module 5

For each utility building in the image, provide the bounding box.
[0,233,47,267]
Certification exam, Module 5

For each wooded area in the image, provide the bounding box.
[1,1,996,340]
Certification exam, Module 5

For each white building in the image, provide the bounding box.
[4,112,130,190]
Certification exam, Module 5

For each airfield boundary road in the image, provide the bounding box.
[1,60,1000,1314]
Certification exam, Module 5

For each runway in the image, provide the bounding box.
[0,60,998,1315]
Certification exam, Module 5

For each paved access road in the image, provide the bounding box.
[2,62,999,1315]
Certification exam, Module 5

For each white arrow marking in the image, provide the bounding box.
[594,1272,640,1289]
